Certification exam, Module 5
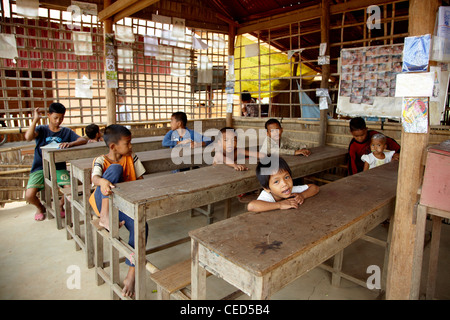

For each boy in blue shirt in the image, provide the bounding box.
[24,103,87,221]
[162,111,212,148]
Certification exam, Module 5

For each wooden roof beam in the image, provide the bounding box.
[98,0,139,22]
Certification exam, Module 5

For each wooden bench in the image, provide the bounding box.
[105,146,347,299]
[42,136,164,230]
[190,161,398,299]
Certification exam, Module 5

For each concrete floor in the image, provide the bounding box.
[0,198,449,300]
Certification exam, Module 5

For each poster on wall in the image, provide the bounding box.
[336,44,404,119]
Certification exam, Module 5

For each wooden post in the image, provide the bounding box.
[226,24,236,128]
[319,0,330,146]
[386,0,440,300]
[104,0,116,126]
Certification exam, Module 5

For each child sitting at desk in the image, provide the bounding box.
[247,157,319,212]
[162,111,211,149]
[260,119,311,157]
[85,123,103,143]
[348,117,400,175]
[213,127,261,171]
[24,103,87,221]
[361,133,395,171]
[88,124,147,297]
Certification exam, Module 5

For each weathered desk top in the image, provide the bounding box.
[43,136,164,162]
[111,146,347,218]
[189,161,398,277]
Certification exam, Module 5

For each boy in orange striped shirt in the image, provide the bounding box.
[89,124,146,297]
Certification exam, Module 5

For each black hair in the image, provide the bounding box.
[48,102,66,115]
[172,111,188,128]
[349,117,367,132]
[256,156,292,189]
[219,127,235,134]
[241,92,252,102]
[85,123,100,139]
[265,118,282,130]
[103,124,131,147]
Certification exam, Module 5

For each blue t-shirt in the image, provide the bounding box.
[31,125,80,173]
[162,128,212,148]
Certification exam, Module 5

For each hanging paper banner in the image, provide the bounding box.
[402,34,431,72]
[172,18,185,40]
[245,43,259,58]
[75,75,93,99]
[16,0,39,18]
[72,31,93,56]
[193,36,208,50]
[0,34,19,60]
[117,48,133,70]
[198,55,212,83]
[170,62,186,77]
[155,46,173,61]
[115,25,135,43]
[144,36,158,57]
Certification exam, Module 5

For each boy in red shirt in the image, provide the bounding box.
[347,117,400,175]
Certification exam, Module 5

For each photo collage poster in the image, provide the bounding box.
[337,44,404,119]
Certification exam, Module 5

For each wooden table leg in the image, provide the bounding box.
[191,239,206,300]
[426,215,442,300]
[109,197,120,300]
[410,204,428,299]
[134,206,147,300]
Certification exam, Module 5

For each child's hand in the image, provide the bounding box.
[291,193,305,205]
[33,107,42,121]
[392,153,400,161]
[295,148,311,156]
[278,198,299,209]
[59,142,71,149]
[100,178,115,196]
[233,164,248,171]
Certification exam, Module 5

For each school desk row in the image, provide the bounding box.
[104,146,348,300]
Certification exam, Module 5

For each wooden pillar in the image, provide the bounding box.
[226,24,236,128]
[386,0,440,300]
[104,0,116,126]
[319,0,330,146]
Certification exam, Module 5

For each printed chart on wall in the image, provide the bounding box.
[336,44,404,119]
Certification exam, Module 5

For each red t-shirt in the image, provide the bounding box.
[348,130,400,175]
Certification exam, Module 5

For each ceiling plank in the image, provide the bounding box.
[98,0,139,22]
[113,0,161,23]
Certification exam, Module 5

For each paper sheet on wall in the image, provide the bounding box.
[198,55,212,84]
[402,34,431,72]
[75,76,93,99]
[170,62,186,77]
[115,25,135,43]
[395,72,434,97]
[0,34,18,60]
[144,36,158,57]
[117,48,133,70]
[156,46,173,61]
[193,36,208,50]
[16,0,39,18]
[245,43,259,58]
[402,97,428,133]
[72,31,93,56]
[172,18,185,40]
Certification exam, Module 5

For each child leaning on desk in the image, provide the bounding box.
[247,157,319,212]
[24,103,87,222]
[260,118,311,157]
[213,127,262,171]
[88,124,148,298]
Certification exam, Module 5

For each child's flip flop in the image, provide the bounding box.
[34,212,45,221]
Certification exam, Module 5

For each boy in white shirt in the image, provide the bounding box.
[247,157,319,212]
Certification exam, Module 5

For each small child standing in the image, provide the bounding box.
[247,157,319,212]
[213,127,261,171]
[361,133,395,171]
[85,123,103,143]
[260,119,311,157]
[25,103,87,221]
[88,124,147,298]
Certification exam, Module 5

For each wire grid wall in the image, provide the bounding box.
[233,0,410,119]
[0,3,229,129]
[114,18,228,123]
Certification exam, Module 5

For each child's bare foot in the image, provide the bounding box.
[122,267,135,297]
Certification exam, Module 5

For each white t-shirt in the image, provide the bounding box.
[361,150,395,169]
[257,185,309,202]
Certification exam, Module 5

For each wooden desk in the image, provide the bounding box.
[67,146,208,268]
[41,136,164,229]
[107,146,347,299]
[190,161,398,300]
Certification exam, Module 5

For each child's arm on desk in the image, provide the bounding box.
[59,136,88,149]
[248,198,299,212]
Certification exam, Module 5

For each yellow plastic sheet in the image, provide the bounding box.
[234,35,317,98]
